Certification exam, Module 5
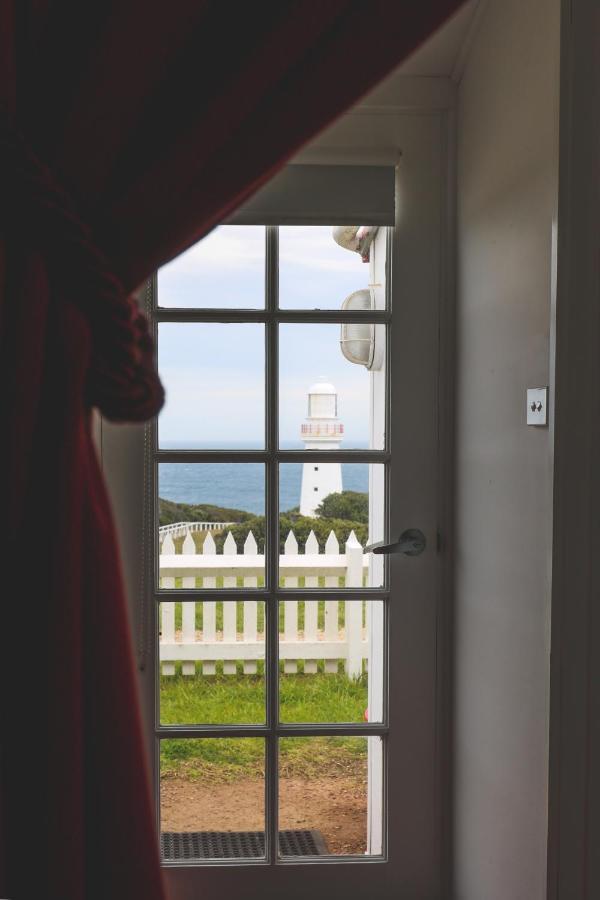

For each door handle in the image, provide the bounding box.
[365,528,426,557]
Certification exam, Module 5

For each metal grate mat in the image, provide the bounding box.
[161,829,328,859]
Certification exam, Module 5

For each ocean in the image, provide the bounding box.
[159,443,368,515]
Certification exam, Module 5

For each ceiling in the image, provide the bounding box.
[292,0,481,162]
[365,0,480,100]
[399,0,479,76]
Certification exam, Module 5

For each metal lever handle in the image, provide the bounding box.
[365,528,426,557]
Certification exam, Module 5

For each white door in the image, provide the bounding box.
[101,118,450,899]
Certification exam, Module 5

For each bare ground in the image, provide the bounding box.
[161,776,367,855]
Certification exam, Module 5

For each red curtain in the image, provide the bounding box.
[0,2,463,897]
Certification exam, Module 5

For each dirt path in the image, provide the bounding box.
[161,776,367,855]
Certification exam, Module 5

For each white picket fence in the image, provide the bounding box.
[159,527,370,678]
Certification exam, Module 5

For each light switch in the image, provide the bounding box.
[527,387,548,426]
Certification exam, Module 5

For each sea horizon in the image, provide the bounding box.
[159,441,369,515]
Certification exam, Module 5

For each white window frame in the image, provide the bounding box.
[149,223,391,864]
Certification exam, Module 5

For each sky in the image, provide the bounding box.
[157,226,379,446]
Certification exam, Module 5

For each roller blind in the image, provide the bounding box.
[227,164,396,226]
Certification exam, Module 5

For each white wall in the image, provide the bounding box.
[453,1,559,897]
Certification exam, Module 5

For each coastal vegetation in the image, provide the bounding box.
[159,490,369,551]
[159,497,253,526]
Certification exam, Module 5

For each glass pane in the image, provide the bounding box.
[160,738,265,861]
[278,736,383,856]
[278,600,384,724]
[158,322,264,449]
[159,601,265,724]
[158,463,265,589]
[278,463,385,588]
[157,225,265,309]
[279,225,372,310]
[278,323,386,450]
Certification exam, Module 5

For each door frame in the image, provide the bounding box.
[99,89,457,900]
[547,2,600,898]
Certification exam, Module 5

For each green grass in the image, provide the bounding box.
[160,672,368,780]
[160,670,367,725]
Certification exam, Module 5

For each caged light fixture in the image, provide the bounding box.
[339,288,376,369]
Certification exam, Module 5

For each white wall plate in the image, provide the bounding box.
[527,387,548,426]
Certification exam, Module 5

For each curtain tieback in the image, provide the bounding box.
[0,110,164,422]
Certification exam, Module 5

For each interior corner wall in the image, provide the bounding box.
[453,0,559,898]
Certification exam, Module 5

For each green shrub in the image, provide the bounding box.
[214,512,367,553]
[159,491,369,552]
[159,497,253,527]
[315,491,369,524]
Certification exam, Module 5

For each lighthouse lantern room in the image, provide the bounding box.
[299,377,344,517]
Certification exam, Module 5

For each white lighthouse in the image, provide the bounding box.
[299,377,344,517]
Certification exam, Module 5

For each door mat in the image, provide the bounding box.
[161,829,328,859]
